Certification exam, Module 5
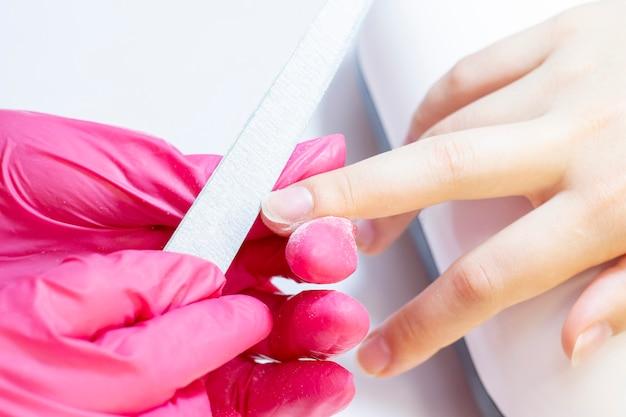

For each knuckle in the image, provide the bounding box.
[575,185,626,233]
[336,169,359,215]
[312,169,359,217]
[430,139,474,187]
[541,51,594,92]
[392,308,431,347]
[550,7,584,41]
[430,111,475,137]
[593,101,626,131]
[550,1,606,42]
[554,92,626,146]
[554,58,594,85]
[579,106,625,140]
[409,109,431,140]
[446,58,474,94]
[448,259,501,308]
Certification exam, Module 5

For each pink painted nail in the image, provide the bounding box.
[571,322,613,367]
[358,333,391,376]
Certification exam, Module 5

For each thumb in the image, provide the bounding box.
[562,257,626,366]
[260,165,360,236]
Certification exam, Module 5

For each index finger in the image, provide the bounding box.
[262,119,563,233]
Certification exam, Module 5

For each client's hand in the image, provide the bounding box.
[261,0,626,376]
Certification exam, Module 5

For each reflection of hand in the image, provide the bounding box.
[0,110,368,416]
[261,0,626,376]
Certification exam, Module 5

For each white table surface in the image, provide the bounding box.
[0,2,479,416]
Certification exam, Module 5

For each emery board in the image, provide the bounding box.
[165,0,372,271]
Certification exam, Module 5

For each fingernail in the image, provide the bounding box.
[262,186,313,229]
[358,332,391,376]
[356,220,375,251]
[571,322,613,367]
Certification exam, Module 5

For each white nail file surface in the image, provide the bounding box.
[165,0,372,271]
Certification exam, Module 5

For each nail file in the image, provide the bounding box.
[165,0,372,271]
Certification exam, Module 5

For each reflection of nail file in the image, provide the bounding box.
[165,0,372,271]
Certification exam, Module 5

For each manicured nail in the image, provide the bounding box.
[262,186,313,229]
[358,332,390,376]
[356,220,375,251]
[571,322,613,367]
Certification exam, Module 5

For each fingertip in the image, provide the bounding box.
[261,132,349,235]
[261,186,314,235]
[315,362,356,411]
[207,360,355,417]
[195,295,273,351]
[355,219,376,252]
[285,217,357,284]
[357,331,391,377]
[260,205,294,237]
[271,361,355,416]
[358,304,442,378]
[235,294,274,341]
[561,261,626,365]
[570,322,613,367]
[269,290,369,360]
[561,307,581,361]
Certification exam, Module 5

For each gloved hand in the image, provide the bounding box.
[0,110,368,416]
[0,249,271,417]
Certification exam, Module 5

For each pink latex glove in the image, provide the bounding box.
[0,110,369,416]
[0,250,270,416]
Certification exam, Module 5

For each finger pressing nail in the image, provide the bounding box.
[571,322,613,367]
[262,186,313,231]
